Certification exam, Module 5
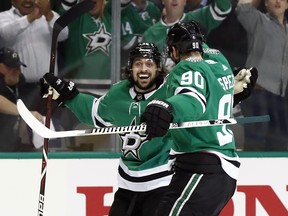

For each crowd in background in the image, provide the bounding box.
[0,0,288,152]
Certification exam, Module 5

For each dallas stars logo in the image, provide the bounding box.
[119,117,147,160]
[83,24,112,56]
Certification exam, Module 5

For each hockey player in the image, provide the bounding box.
[40,42,174,216]
[140,21,254,216]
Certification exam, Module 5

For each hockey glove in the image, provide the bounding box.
[40,73,79,104]
[140,99,173,140]
[233,67,258,107]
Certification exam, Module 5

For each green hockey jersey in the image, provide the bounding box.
[59,2,112,82]
[165,55,240,180]
[65,80,174,191]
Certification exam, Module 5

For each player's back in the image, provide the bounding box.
[166,57,236,156]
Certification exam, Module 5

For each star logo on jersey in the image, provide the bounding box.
[119,118,147,160]
[83,24,112,56]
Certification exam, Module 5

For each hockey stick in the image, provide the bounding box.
[17,99,270,139]
[38,1,94,215]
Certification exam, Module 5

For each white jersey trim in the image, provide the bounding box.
[209,4,231,21]
[119,158,174,177]
[118,158,174,191]
[204,150,240,180]
[118,174,172,192]
[92,96,113,127]
[169,149,240,180]
[174,87,206,113]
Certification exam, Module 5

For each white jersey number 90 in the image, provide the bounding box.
[217,94,234,146]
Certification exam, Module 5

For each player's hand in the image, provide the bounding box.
[140,99,173,140]
[40,73,79,103]
[233,67,258,106]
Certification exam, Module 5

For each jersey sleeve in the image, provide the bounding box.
[58,0,77,13]
[166,62,209,122]
[65,91,115,128]
[91,93,114,127]
[64,93,95,126]
[214,0,232,15]
[167,93,206,122]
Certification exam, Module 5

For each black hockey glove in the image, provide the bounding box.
[40,73,79,104]
[233,67,258,107]
[140,99,173,140]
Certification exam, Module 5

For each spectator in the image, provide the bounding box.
[121,0,162,67]
[58,0,160,94]
[57,0,122,93]
[0,0,68,112]
[0,47,43,152]
[141,21,240,216]
[0,0,60,13]
[143,0,232,71]
[122,0,161,46]
[0,94,42,119]
[236,0,288,150]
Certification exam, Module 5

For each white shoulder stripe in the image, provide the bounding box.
[212,3,232,15]
[175,87,206,113]
[204,150,240,180]
[92,96,113,127]
[209,4,232,21]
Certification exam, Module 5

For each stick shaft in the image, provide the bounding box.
[37,1,94,215]
[17,99,270,139]
[48,115,269,138]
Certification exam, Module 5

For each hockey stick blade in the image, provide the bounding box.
[17,99,270,139]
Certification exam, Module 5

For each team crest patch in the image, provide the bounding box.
[120,117,147,160]
[83,24,112,55]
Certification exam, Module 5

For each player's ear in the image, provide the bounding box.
[171,46,180,62]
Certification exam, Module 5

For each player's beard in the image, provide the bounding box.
[134,75,158,92]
